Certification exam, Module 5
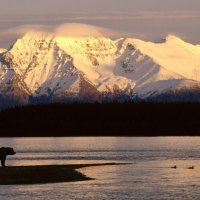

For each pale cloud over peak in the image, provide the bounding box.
[0,23,123,48]
[0,22,191,49]
[0,0,200,47]
[53,23,119,38]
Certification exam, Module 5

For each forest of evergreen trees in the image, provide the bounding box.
[0,103,200,137]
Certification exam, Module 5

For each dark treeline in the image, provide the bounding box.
[0,103,200,137]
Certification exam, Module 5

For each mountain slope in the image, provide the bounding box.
[126,35,200,81]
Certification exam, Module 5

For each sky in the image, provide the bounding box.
[0,0,200,48]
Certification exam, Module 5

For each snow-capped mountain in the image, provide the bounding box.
[0,32,200,108]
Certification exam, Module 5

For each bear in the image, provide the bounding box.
[0,147,16,167]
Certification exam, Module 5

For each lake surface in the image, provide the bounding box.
[1,137,200,200]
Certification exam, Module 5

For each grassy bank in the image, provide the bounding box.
[0,163,130,185]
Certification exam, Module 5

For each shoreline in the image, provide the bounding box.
[0,163,131,185]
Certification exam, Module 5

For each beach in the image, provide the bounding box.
[0,163,130,185]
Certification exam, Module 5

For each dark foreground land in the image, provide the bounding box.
[0,163,130,185]
[0,103,200,136]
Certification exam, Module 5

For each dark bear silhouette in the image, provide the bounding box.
[0,147,16,167]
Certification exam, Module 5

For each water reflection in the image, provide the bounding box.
[0,137,200,199]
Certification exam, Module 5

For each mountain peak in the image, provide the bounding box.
[165,34,185,44]
[9,31,54,55]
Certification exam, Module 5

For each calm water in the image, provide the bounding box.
[1,137,200,200]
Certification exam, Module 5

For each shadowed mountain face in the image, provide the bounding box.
[0,33,200,109]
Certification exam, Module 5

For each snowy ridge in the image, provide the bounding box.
[4,33,81,96]
[0,32,200,107]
